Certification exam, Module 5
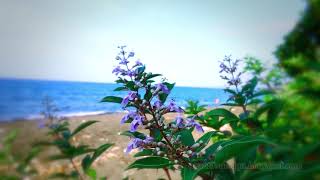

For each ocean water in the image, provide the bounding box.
[0,78,228,121]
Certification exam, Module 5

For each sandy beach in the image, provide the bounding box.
[0,112,207,180]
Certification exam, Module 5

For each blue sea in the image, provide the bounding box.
[0,78,228,121]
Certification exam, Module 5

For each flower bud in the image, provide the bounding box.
[176,135,181,141]
[163,125,167,129]
[199,140,204,144]
[174,160,179,164]
[156,147,160,152]
[187,150,193,155]
[191,143,200,149]
[134,98,138,101]
[157,151,164,156]
[157,142,165,147]
[182,153,189,158]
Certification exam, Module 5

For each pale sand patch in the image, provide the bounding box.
[0,113,181,179]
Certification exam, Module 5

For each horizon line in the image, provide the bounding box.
[0,76,225,89]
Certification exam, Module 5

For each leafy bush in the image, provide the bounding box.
[36,97,113,180]
[0,130,41,180]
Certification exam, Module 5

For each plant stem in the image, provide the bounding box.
[163,168,172,180]
[70,158,85,180]
[149,108,192,169]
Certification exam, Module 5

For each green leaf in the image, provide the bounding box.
[134,149,154,157]
[136,66,146,74]
[145,73,162,80]
[204,140,227,159]
[185,100,206,115]
[206,108,239,122]
[91,143,113,164]
[120,131,146,139]
[174,128,195,146]
[181,167,197,180]
[114,86,128,91]
[100,96,123,103]
[62,130,72,140]
[150,128,163,141]
[224,88,237,95]
[125,81,138,91]
[252,89,273,98]
[71,120,99,137]
[81,155,92,171]
[205,108,239,129]
[144,86,153,101]
[241,77,258,95]
[70,145,95,158]
[82,143,113,171]
[215,137,274,164]
[195,131,217,152]
[126,157,172,170]
[253,99,283,126]
[203,114,220,129]
[85,168,97,180]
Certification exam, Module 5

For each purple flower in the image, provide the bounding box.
[119,58,129,65]
[130,115,144,132]
[121,91,137,107]
[175,116,184,128]
[128,52,135,58]
[186,118,204,133]
[134,60,143,66]
[126,138,143,153]
[143,136,154,144]
[167,100,183,113]
[127,70,136,78]
[156,83,170,94]
[112,66,125,75]
[154,100,163,109]
[121,111,138,124]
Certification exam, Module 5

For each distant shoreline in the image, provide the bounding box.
[0,111,124,123]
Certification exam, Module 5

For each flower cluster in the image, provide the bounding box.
[109,46,207,168]
[219,55,242,89]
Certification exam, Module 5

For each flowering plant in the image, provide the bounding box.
[102,46,226,179]
[105,43,320,179]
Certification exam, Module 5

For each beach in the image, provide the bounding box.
[0,79,229,179]
[0,112,208,180]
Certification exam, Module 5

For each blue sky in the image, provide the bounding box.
[0,0,305,87]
